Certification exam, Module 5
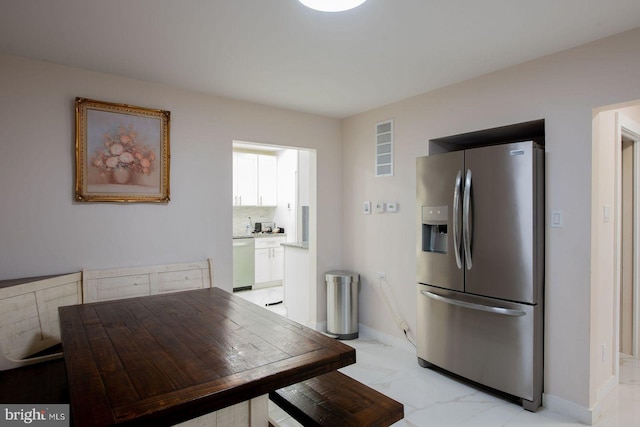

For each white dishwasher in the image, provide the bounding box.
[233,237,255,291]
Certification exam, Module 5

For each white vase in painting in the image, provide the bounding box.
[132,171,157,187]
[112,168,130,184]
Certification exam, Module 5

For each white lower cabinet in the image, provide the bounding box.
[254,236,285,288]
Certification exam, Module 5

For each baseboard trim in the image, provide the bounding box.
[543,393,595,425]
[357,324,415,354]
[315,320,326,333]
[314,322,415,354]
[596,374,617,402]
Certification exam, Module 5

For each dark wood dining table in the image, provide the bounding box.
[59,287,356,426]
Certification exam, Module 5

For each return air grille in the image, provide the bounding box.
[375,119,393,177]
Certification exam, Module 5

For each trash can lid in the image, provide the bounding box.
[325,270,359,283]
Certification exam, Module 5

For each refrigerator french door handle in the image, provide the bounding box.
[463,169,473,269]
[453,170,463,269]
[420,290,526,317]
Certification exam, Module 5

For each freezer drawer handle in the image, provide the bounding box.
[420,290,526,317]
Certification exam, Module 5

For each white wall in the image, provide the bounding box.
[0,54,343,315]
[341,27,640,421]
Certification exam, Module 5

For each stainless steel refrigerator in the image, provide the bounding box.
[416,140,544,411]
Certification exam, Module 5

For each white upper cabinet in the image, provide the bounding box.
[257,155,277,206]
[233,152,277,206]
[233,153,258,206]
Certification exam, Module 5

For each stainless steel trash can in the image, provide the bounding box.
[326,270,359,340]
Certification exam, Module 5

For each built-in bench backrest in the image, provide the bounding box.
[0,273,81,371]
[83,259,214,303]
[0,259,213,371]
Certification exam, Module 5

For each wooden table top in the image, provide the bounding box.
[59,287,356,426]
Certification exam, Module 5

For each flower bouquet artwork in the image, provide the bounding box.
[75,98,170,203]
[91,124,156,185]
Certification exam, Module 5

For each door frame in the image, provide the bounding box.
[615,113,640,358]
[231,141,319,327]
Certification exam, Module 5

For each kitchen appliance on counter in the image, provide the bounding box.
[233,237,255,291]
[416,140,544,411]
[254,222,278,233]
[261,222,275,233]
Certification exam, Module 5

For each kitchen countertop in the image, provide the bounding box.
[282,241,309,250]
[233,233,287,239]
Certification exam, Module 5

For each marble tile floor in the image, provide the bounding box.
[235,287,640,427]
[337,342,639,427]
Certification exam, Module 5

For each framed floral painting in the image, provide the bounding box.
[75,97,170,203]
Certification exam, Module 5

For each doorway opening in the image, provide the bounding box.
[591,102,640,411]
[231,140,318,328]
[618,115,640,358]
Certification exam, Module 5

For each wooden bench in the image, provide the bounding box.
[0,358,69,404]
[269,370,404,427]
[0,260,212,371]
[82,259,213,303]
[0,272,82,371]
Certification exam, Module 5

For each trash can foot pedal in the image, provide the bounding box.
[321,332,339,339]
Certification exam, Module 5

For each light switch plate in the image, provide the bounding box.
[375,202,385,213]
[363,201,371,215]
[551,210,563,228]
[387,202,398,212]
[603,205,611,223]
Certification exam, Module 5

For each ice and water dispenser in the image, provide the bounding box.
[421,206,448,254]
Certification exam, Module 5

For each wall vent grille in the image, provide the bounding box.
[375,119,394,177]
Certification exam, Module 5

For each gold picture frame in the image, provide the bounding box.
[75,97,170,203]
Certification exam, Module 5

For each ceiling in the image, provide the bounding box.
[1,0,639,118]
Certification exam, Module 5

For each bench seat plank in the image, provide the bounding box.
[0,359,69,404]
[270,371,404,427]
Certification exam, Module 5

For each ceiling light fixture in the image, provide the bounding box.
[298,0,368,12]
